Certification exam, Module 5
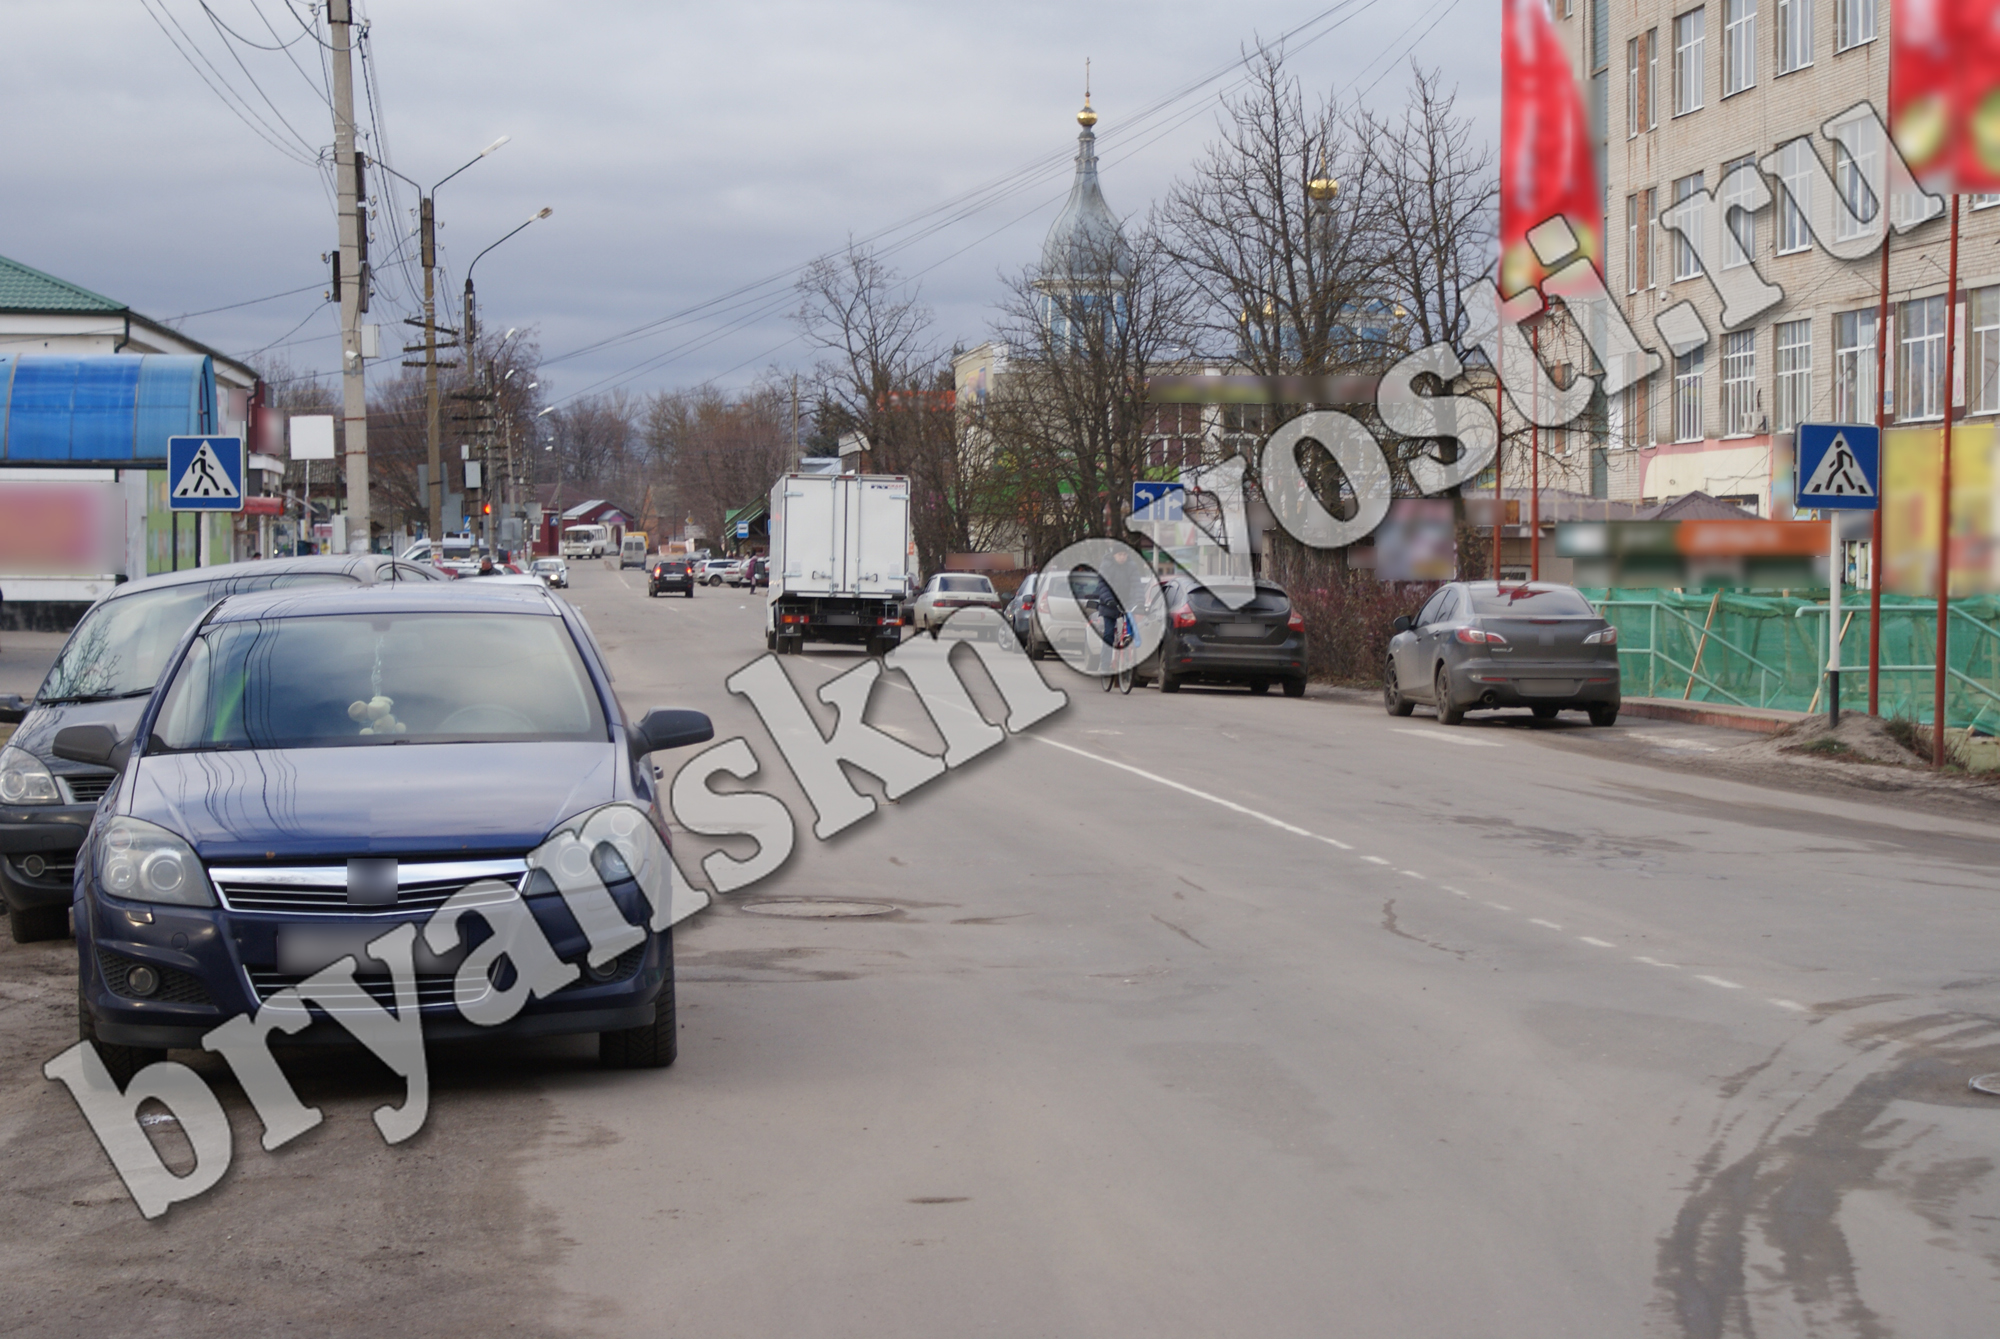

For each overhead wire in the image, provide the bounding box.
[158,0,320,161]
[163,281,326,322]
[137,0,318,166]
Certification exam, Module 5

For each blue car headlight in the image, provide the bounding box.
[96,816,217,907]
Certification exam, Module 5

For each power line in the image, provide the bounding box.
[137,0,318,166]
[235,299,333,358]
[164,281,325,321]
[197,0,324,158]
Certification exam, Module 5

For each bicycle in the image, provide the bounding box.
[1100,609,1136,695]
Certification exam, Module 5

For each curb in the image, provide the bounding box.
[1620,697,1807,735]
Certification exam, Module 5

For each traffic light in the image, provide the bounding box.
[483,502,492,515]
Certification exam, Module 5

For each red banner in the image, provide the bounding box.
[1892,0,2000,192]
[1500,0,1602,297]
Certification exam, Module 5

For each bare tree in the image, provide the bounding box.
[793,244,987,571]
[650,384,793,544]
[1357,63,1497,357]
[1160,47,1391,378]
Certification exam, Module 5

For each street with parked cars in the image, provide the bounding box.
[1,558,1995,1338]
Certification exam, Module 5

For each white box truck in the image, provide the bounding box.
[766,472,912,655]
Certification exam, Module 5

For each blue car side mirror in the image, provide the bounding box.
[632,709,714,758]
[53,723,132,771]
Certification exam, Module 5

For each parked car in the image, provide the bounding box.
[910,573,1004,637]
[0,556,446,943]
[1384,580,1620,726]
[727,556,769,589]
[649,558,695,597]
[697,559,743,587]
[1003,572,1050,657]
[1136,575,1307,696]
[530,558,569,589]
[67,580,715,1083]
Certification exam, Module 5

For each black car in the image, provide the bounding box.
[1384,580,1620,725]
[1137,575,1308,696]
[648,558,695,597]
[0,556,445,943]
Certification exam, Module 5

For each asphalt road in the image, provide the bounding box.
[3,563,1997,1338]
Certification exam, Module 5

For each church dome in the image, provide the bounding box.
[1039,102,1129,282]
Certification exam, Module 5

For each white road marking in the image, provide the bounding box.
[1399,870,1425,880]
[1037,736,1347,846]
[1578,936,1616,948]
[1442,886,1469,897]
[1696,975,1744,990]
[1390,729,1501,747]
[1768,998,1808,1012]
[1317,835,1354,851]
[1485,902,1513,911]
[1530,918,1563,930]
[1634,956,1678,968]
[1361,856,1391,866]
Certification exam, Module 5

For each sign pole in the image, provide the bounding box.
[1934,194,1960,767]
[1827,511,1841,727]
[1869,228,1889,716]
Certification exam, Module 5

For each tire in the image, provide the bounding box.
[9,902,68,943]
[1435,666,1465,725]
[647,587,657,598]
[1384,662,1414,716]
[684,587,693,598]
[600,934,677,1070]
[1249,679,1270,695]
[79,995,163,1089]
[1531,703,1560,720]
[1588,703,1619,727]
[1282,677,1306,699]
[1159,670,1181,694]
[767,630,776,651]
[928,625,940,641]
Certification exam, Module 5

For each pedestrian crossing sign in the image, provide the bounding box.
[1795,424,1879,511]
[167,436,245,512]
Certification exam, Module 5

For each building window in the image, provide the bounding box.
[1775,0,1813,73]
[1626,194,1640,292]
[1625,376,1654,449]
[1591,0,1610,71]
[1672,173,1706,280]
[1675,347,1706,442]
[1776,140,1813,254]
[1898,295,1947,422]
[1639,187,1657,286]
[1721,330,1758,435]
[1833,131,1879,242]
[1628,37,1642,137]
[1834,309,1878,421]
[1973,194,2000,210]
[1721,156,1758,266]
[1644,28,1659,128]
[1835,0,1875,51]
[1972,287,2000,414]
[1775,319,1811,430]
[1724,0,1757,95]
[1627,190,1660,290]
[1674,9,1707,114]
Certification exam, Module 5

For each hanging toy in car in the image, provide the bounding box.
[347,695,407,735]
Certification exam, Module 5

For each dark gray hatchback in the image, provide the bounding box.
[0,556,446,942]
[1384,581,1620,726]
[1138,576,1308,697]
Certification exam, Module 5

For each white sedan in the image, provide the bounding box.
[910,574,1004,637]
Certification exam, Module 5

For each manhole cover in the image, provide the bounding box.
[740,900,898,918]
[1971,1073,2000,1097]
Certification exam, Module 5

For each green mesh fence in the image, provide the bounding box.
[1580,589,2000,730]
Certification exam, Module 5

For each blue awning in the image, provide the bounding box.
[0,355,217,467]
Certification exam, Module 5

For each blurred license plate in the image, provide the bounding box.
[1218,623,1263,638]
[1520,679,1576,696]
[277,925,461,975]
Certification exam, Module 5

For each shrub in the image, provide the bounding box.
[1260,543,1438,684]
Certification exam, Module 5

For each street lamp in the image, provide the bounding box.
[374,137,511,550]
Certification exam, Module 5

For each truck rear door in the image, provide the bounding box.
[849,477,910,598]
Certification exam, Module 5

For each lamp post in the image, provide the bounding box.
[375,137,509,552]
[463,212,552,557]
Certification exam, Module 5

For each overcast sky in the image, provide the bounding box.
[5,0,1496,404]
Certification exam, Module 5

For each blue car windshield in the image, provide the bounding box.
[151,612,607,751]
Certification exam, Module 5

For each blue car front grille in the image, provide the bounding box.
[209,858,530,915]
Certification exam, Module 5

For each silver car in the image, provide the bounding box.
[1384,581,1620,726]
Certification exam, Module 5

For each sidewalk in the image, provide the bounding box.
[1620,696,1808,735]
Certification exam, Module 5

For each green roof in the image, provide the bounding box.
[0,255,124,313]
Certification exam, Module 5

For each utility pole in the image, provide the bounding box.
[328,0,370,550]
[406,198,458,548]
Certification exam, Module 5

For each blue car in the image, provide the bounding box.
[61,582,713,1083]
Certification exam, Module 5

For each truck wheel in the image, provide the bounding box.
[767,631,776,651]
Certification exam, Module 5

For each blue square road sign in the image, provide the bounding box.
[167,436,245,512]
[1795,424,1879,511]
[1132,480,1185,521]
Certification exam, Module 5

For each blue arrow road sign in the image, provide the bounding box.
[1132,480,1185,521]
[167,436,245,511]
[1795,424,1879,511]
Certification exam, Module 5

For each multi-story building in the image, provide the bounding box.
[1551,0,1995,521]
